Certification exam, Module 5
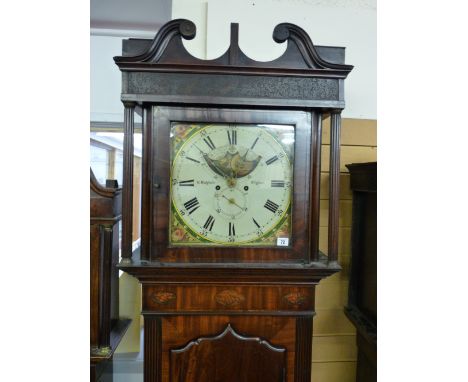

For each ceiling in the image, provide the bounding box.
[90,0,172,31]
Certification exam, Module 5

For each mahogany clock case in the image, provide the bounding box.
[113,18,353,382]
[147,106,317,264]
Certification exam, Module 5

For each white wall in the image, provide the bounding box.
[91,31,154,123]
[173,0,376,119]
[90,0,375,122]
[90,35,125,122]
[171,0,208,59]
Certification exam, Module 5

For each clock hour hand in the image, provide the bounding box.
[221,195,244,210]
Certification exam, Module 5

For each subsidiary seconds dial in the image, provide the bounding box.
[170,123,293,246]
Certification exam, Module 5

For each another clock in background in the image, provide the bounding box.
[169,123,294,247]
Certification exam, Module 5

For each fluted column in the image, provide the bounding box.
[310,112,322,262]
[327,110,342,265]
[121,101,136,262]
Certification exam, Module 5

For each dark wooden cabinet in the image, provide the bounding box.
[138,277,316,382]
[345,162,377,382]
[169,323,286,382]
[113,19,353,381]
[90,171,131,382]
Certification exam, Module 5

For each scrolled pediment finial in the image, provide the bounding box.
[179,19,196,40]
[272,24,290,43]
[272,22,353,71]
[114,18,196,64]
[114,19,353,76]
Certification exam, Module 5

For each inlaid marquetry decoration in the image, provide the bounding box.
[215,290,245,307]
[170,324,286,382]
[283,292,307,307]
[151,291,176,305]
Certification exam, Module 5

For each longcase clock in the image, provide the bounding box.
[114,19,353,382]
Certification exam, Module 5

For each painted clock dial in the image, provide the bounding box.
[170,123,294,246]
